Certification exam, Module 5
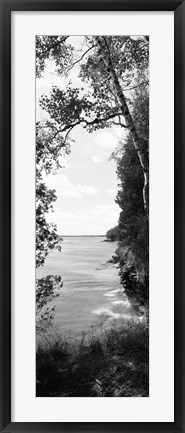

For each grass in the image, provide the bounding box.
[36,320,149,397]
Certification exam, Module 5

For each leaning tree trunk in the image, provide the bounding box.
[97,37,149,218]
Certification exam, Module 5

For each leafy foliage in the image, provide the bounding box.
[80,36,148,89]
[36,275,63,334]
[39,86,92,130]
[36,122,65,268]
[106,226,119,241]
[38,36,149,136]
[113,88,149,303]
[36,121,71,332]
[36,181,59,268]
[36,36,74,78]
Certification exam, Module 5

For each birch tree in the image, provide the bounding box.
[37,35,149,215]
[95,37,149,217]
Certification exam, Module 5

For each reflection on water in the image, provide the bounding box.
[36,236,139,337]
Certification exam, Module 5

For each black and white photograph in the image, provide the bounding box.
[36,35,149,398]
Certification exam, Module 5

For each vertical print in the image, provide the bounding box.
[36,36,149,397]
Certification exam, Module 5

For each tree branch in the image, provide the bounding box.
[45,121,81,144]
[61,44,97,77]
[82,112,125,127]
[97,36,149,216]
[38,111,127,145]
[63,126,74,146]
[38,36,69,55]
[123,80,149,92]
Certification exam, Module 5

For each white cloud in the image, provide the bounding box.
[66,162,85,170]
[106,188,116,196]
[89,204,120,219]
[43,173,82,198]
[92,155,103,163]
[43,173,99,199]
[94,131,118,150]
[46,203,120,235]
[76,184,98,195]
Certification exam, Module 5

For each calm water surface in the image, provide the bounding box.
[37,236,138,337]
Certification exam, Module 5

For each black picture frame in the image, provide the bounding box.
[0,1,184,432]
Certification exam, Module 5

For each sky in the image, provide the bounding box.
[36,37,123,235]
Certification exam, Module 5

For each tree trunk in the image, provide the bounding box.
[97,37,149,218]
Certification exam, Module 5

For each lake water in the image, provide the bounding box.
[36,236,139,338]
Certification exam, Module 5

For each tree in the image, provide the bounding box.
[36,122,71,333]
[113,88,149,304]
[36,36,73,78]
[37,35,149,215]
[94,37,149,217]
[106,226,119,242]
